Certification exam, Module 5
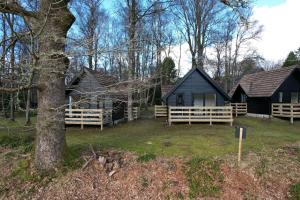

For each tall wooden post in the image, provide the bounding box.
[238,127,243,167]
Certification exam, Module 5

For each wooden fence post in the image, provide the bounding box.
[168,106,171,126]
[81,110,83,129]
[189,107,191,125]
[209,108,212,126]
[230,107,233,126]
[290,104,294,124]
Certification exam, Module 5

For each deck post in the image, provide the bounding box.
[81,110,84,129]
[168,106,171,126]
[230,107,233,126]
[209,108,212,126]
[189,108,191,125]
[290,104,294,124]
[235,104,238,117]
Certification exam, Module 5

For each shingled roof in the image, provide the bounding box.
[229,65,300,97]
[161,84,174,97]
[67,67,118,88]
[84,68,118,87]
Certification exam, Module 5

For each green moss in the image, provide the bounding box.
[137,153,156,162]
[289,182,300,200]
[185,158,223,198]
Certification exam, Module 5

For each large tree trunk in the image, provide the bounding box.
[34,0,75,172]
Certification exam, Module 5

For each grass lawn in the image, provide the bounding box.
[66,116,300,158]
[1,113,300,158]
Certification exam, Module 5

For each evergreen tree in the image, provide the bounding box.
[161,57,177,85]
[283,51,299,67]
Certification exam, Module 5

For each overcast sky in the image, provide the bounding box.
[252,0,300,61]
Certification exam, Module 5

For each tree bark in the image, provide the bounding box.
[34,0,75,172]
[25,89,31,125]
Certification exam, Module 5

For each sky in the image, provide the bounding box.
[100,0,300,76]
[172,0,300,76]
[252,0,300,61]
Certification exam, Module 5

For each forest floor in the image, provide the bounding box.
[0,113,300,199]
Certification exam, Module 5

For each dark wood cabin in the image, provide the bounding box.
[162,67,230,106]
[230,66,300,115]
[66,67,127,121]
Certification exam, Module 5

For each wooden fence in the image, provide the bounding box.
[154,105,168,118]
[65,109,103,130]
[168,106,233,126]
[272,103,300,124]
[230,103,247,116]
[124,107,140,120]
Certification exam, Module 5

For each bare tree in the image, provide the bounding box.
[0,0,75,172]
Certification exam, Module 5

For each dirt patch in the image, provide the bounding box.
[1,144,299,200]
[32,153,188,200]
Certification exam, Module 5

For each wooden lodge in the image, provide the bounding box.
[65,67,130,126]
[230,66,300,117]
[159,67,233,125]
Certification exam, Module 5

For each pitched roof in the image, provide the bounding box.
[161,84,174,97]
[84,68,118,87]
[229,65,300,97]
[67,67,118,88]
[162,67,230,101]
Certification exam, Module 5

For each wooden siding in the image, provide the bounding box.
[271,70,300,103]
[166,70,226,106]
[232,69,300,115]
[68,71,113,110]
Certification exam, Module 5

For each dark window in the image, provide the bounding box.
[176,94,184,106]
[278,92,283,103]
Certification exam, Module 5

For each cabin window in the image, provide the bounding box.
[291,92,299,103]
[241,94,247,103]
[278,92,283,103]
[205,93,216,106]
[176,94,184,106]
[193,94,204,106]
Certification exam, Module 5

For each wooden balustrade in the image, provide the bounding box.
[65,109,103,130]
[168,106,233,126]
[230,103,247,116]
[154,105,168,118]
[124,107,140,120]
[272,103,300,124]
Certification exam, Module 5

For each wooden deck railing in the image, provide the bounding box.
[65,109,103,130]
[124,107,140,120]
[272,103,300,124]
[154,105,168,118]
[168,106,233,126]
[230,103,247,116]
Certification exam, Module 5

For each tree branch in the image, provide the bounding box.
[0,0,38,18]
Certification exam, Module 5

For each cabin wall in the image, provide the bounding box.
[67,72,112,109]
[231,86,246,103]
[271,70,300,103]
[166,70,227,106]
[247,97,271,115]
